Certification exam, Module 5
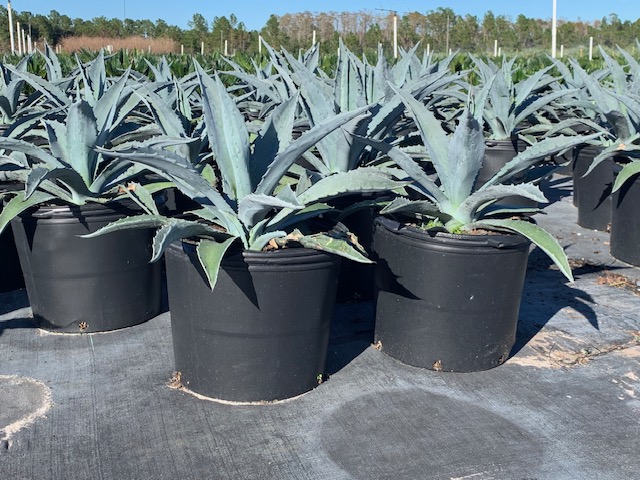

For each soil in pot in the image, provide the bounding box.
[165,242,340,403]
[573,145,613,231]
[11,201,162,333]
[373,216,530,372]
[610,172,640,266]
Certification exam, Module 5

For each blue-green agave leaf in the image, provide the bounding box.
[0,190,56,234]
[297,168,409,205]
[475,218,573,282]
[197,237,237,290]
[195,61,252,202]
[613,162,640,192]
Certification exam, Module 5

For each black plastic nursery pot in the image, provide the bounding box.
[0,182,25,292]
[11,201,162,333]
[477,139,519,187]
[478,139,537,208]
[573,145,613,231]
[373,216,531,372]
[165,241,341,403]
[610,172,640,266]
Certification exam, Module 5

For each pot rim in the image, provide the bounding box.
[170,239,342,269]
[374,215,530,250]
[15,194,167,221]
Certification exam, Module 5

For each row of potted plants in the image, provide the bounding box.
[0,42,638,403]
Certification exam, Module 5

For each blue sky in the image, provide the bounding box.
[11,1,639,30]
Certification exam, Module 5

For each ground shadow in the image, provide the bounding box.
[0,289,29,316]
[541,174,574,205]
[0,317,37,335]
[325,301,375,376]
[0,288,36,336]
[511,246,609,356]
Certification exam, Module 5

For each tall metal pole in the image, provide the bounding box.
[446,15,450,55]
[551,0,558,58]
[393,14,398,59]
[8,1,15,54]
[16,21,21,55]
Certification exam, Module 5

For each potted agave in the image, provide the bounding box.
[0,68,168,333]
[88,65,405,403]
[360,87,598,372]
[462,56,577,191]
[600,83,640,266]
[569,55,640,231]
[0,57,32,292]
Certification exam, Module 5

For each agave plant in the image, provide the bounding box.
[462,55,577,142]
[359,87,602,282]
[260,41,463,177]
[0,55,36,128]
[84,63,407,289]
[569,54,640,178]
[0,69,164,234]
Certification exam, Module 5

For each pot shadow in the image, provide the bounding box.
[541,175,574,205]
[0,317,37,335]
[186,247,260,309]
[371,257,420,300]
[510,247,605,356]
[0,289,29,315]
[325,300,376,376]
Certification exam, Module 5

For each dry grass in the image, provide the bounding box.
[597,271,640,296]
[59,36,177,54]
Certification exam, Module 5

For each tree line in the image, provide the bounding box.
[0,6,638,56]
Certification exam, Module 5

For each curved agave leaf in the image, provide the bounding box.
[251,93,298,188]
[513,65,555,106]
[197,237,237,290]
[474,218,573,282]
[380,196,441,217]
[266,202,335,232]
[446,109,485,206]
[248,229,288,252]
[195,61,252,202]
[25,166,94,203]
[455,184,547,224]
[584,136,640,178]
[121,183,160,216]
[0,190,55,234]
[96,146,233,214]
[5,66,69,107]
[353,135,447,206]
[41,42,64,82]
[296,168,409,205]
[512,89,578,130]
[50,101,99,186]
[134,84,187,138]
[483,133,602,188]
[613,161,640,192]
[0,137,62,166]
[255,106,370,196]
[83,214,229,263]
[570,59,632,140]
[294,231,372,263]
[598,47,628,94]
[238,193,303,229]
[389,84,451,187]
[93,68,136,135]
